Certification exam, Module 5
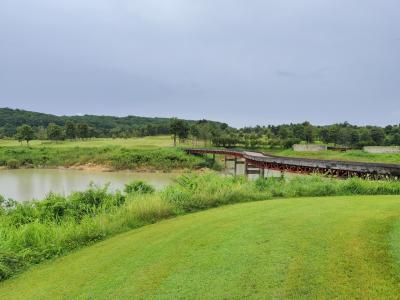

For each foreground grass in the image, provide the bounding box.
[2,174,400,282]
[265,148,400,164]
[1,195,400,299]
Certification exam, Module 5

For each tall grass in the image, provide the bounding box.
[1,173,400,281]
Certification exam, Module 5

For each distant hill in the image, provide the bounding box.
[0,107,224,137]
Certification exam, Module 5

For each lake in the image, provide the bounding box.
[0,163,291,202]
[0,169,177,202]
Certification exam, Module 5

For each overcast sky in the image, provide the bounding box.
[0,0,399,127]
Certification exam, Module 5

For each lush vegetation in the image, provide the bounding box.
[0,145,209,171]
[1,173,400,282]
[1,194,400,298]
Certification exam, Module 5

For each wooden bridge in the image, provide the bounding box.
[185,148,400,180]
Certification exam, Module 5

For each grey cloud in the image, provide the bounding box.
[0,0,399,127]
[276,68,329,79]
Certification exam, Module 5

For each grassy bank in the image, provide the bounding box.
[1,195,400,298]
[0,136,205,171]
[1,174,400,281]
[0,146,209,171]
[265,148,400,164]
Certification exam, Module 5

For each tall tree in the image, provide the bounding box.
[65,121,76,139]
[16,124,34,146]
[370,127,385,145]
[76,123,89,139]
[47,123,64,140]
[170,118,184,146]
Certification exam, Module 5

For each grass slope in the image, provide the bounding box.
[0,137,207,170]
[265,148,400,164]
[1,195,400,299]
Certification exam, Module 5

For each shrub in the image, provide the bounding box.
[6,159,20,169]
[124,181,155,195]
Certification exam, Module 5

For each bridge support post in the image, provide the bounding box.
[260,168,265,178]
[245,161,263,178]
[234,157,245,176]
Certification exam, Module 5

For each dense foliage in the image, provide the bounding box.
[1,173,400,281]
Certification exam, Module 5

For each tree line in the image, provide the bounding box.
[0,107,191,138]
[171,121,400,149]
[8,120,400,149]
[1,108,399,149]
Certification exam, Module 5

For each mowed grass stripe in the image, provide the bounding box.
[1,195,400,299]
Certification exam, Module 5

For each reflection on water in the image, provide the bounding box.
[223,161,296,179]
[0,163,299,202]
[0,169,176,202]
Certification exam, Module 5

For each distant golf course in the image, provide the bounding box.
[1,195,400,299]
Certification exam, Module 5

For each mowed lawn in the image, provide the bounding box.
[0,136,181,149]
[265,148,400,164]
[1,195,400,299]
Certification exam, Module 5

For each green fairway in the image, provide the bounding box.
[1,195,400,299]
[265,148,400,164]
[0,136,177,149]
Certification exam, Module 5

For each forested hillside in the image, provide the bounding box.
[0,108,219,138]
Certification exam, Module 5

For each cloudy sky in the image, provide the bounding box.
[0,0,399,127]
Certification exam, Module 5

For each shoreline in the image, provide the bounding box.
[0,164,212,173]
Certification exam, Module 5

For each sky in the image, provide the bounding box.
[0,0,399,127]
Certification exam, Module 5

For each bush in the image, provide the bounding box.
[6,159,19,169]
[124,181,155,195]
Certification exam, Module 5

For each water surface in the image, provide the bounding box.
[0,169,176,202]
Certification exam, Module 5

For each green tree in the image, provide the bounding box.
[170,118,189,146]
[337,128,352,147]
[65,121,76,139]
[47,123,64,140]
[359,129,373,147]
[190,125,200,146]
[392,133,400,145]
[319,128,330,144]
[35,126,47,140]
[303,123,315,143]
[16,124,35,146]
[76,123,89,139]
[370,127,385,145]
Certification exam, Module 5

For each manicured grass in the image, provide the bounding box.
[2,173,400,281]
[0,136,180,149]
[265,148,400,164]
[1,195,400,299]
